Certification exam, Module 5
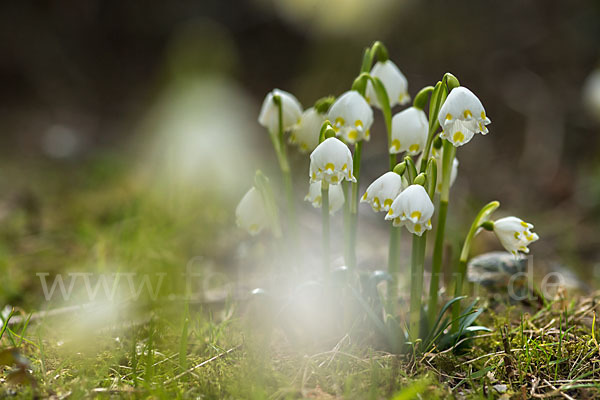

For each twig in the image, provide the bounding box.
[535,379,576,400]
[163,344,241,384]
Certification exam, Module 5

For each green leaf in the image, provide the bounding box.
[413,86,434,110]
[470,365,494,379]
[370,76,392,134]
[426,157,437,198]
[428,80,448,133]
[403,156,418,184]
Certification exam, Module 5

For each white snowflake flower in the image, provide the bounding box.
[235,187,269,235]
[361,171,404,212]
[327,90,374,144]
[389,107,428,155]
[305,181,345,215]
[385,184,434,236]
[258,89,303,133]
[492,216,539,256]
[438,87,491,147]
[289,107,324,153]
[365,60,410,109]
[431,146,459,193]
[309,137,356,185]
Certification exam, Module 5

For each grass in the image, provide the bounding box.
[1,152,600,399]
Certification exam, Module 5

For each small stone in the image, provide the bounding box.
[493,384,508,393]
[467,251,526,288]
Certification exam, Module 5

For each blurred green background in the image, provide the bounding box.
[1,0,600,307]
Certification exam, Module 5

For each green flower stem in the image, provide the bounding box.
[351,143,364,213]
[427,199,447,324]
[427,140,456,325]
[420,82,447,174]
[347,141,363,270]
[451,200,500,332]
[322,182,330,277]
[273,96,297,241]
[410,233,427,341]
[386,225,401,313]
[347,71,391,270]
[343,181,351,268]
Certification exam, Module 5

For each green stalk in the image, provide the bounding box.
[322,182,330,278]
[343,181,351,267]
[273,97,297,240]
[427,141,455,325]
[420,82,447,174]
[451,200,500,332]
[386,226,401,314]
[409,233,427,341]
[347,141,362,270]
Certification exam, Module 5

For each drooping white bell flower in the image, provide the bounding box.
[389,107,428,155]
[365,60,410,109]
[258,89,303,133]
[361,171,404,212]
[309,137,356,185]
[235,187,269,235]
[438,87,491,147]
[583,69,600,122]
[289,107,324,153]
[385,184,434,236]
[492,216,539,256]
[327,90,374,144]
[431,146,459,193]
[305,181,345,215]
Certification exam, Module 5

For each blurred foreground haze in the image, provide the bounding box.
[1,0,600,278]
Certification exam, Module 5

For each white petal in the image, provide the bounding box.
[236,187,268,235]
[328,183,345,214]
[438,86,490,147]
[258,89,303,133]
[365,60,409,109]
[290,107,324,153]
[327,91,374,144]
[386,184,434,229]
[305,181,323,207]
[362,171,404,212]
[390,107,428,155]
[309,137,356,185]
[438,87,485,124]
[441,119,476,147]
[493,216,539,255]
[305,181,345,214]
[403,219,432,236]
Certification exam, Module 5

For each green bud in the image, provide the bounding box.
[370,41,389,62]
[314,96,335,114]
[444,72,460,92]
[319,120,332,143]
[426,157,437,197]
[360,47,373,73]
[324,127,336,140]
[413,86,434,110]
[433,135,443,150]
[428,80,448,132]
[272,94,281,106]
[414,173,426,186]
[393,161,406,176]
[351,73,370,96]
[480,221,494,231]
[404,156,418,183]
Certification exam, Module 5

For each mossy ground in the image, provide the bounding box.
[1,154,599,399]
